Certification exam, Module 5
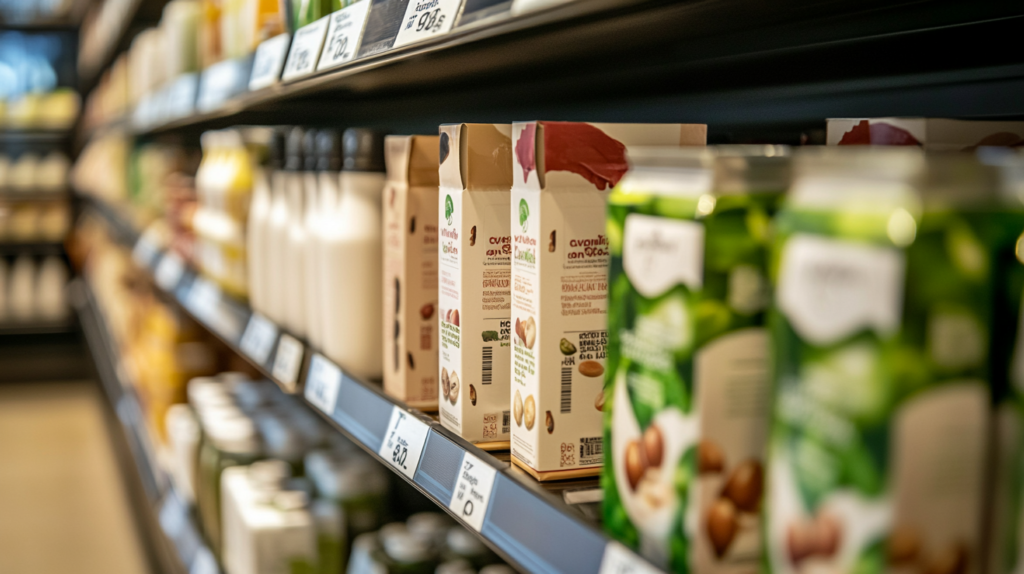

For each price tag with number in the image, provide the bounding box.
[448,451,497,531]
[378,407,430,479]
[167,73,199,119]
[187,277,221,324]
[239,313,278,365]
[392,0,462,48]
[304,354,342,414]
[282,16,330,81]
[271,334,304,391]
[317,1,372,71]
[599,542,662,574]
[155,252,185,292]
[249,33,291,90]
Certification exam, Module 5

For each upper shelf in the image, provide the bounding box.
[80,191,657,574]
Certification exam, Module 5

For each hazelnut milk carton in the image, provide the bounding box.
[438,123,514,449]
[509,121,706,480]
[383,135,441,410]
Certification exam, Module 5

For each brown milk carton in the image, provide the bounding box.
[509,121,707,480]
[827,118,1024,150]
[383,135,441,409]
[438,123,514,449]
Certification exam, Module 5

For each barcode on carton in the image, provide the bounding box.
[502,410,509,434]
[580,437,603,465]
[560,366,572,413]
[481,346,493,384]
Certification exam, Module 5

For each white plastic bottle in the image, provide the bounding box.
[283,127,307,337]
[321,129,387,380]
[10,255,35,320]
[36,256,67,320]
[302,129,324,348]
[246,130,283,317]
[310,130,343,352]
[264,131,290,326]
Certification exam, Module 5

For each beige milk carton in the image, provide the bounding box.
[438,123,514,449]
[383,135,441,410]
[509,121,706,480]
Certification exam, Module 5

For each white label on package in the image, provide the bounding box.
[272,334,304,391]
[155,252,185,292]
[391,0,462,48]
[305,354,342,415]
[378,407,430,479]
[317,1,372,71]
[448,451,497,531]
[282,16,330,81]
[249,33,292,90]
[623,213,704,298]
[598,542,663,574]
[239,313,278,365]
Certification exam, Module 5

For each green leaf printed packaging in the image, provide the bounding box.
[602,146,789,571]
[511,121,706,481]
[766,148,997,574]
[437,123,514,448]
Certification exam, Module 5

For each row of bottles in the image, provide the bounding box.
[0,255,68,323]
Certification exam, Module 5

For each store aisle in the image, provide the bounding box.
[0,381,151,574]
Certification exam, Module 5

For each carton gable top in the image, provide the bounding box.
[438,123,513,192]
[827,118,1024,149]
[511,121,707,192]
[385,135,440,187]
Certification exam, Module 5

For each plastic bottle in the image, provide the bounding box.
[9,255,34,320]
[321,128,386,379]
[265,130,291,325]
[303,129,324,348]
[247,129,283,317]
[198,416,262,558]
[313,130,342,351]
[36,256,67,320]
[166,404,202,504]
[284,127,308,337]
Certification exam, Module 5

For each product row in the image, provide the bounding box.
[0,254,68,323]
[0,88,79,130]
[0,151,70,193]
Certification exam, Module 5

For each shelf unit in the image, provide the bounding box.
[80,191,660,574]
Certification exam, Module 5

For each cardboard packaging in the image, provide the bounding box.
[602,146,789,571]
[509,121,707,480]
[827,118,1024,150]
[437,123,514,448]
[383,135,441,410]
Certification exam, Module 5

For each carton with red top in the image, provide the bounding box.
[509,121,707,480]
[827,118,1024,150]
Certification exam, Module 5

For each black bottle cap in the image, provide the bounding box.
[285,127,304,171]
[342,128,387,172]
[303,129,320,171]
[317,130,342,172]
[268,128,287,170]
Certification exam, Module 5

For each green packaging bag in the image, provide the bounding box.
[603,146,790,572]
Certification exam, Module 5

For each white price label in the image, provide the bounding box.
[155,252,185,292]
[159,491,187,540]
[317,1,372,71]
[249,33,291,90]
[239,313,278,365]
[133,235,160,269]
[187,277,221,324]
[448,451,497,531]
[271,334,304,391]
[197,57,248,112]
[304,354,342,414]
[282,16,330,81]
[599,542,662,574]
[167,73,199,118]
[392,0,462,48]
[378,407,430,479]
[190,546,219,574]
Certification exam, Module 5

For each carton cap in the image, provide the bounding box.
[438,123,513,191]
[343,128,387,172]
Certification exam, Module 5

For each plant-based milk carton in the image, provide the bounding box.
[438,123,514,448]
[827,118,1024,150]
[766,148,995,574]
[510,121,706,480]
[602,146,790,571]
[384,135,441,410]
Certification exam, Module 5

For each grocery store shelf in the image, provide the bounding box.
[0,318,76,335]
[73,277,219,574]
[0,129,71,144]
[81,194,655,574]
[78,0,172,94]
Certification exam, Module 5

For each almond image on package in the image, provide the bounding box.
[383,135,441,410]
[438,123,514,449]
[510,121,706,480]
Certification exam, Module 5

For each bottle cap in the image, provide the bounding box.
[286,127,304,171]
[317,130,342,172]
[343,128,387,172]
[273,490,310,511]
[269,128,287,170]
[303,129,320,171]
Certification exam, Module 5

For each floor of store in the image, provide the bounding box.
[0,380,151,574]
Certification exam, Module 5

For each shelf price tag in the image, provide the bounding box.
[239,313,278,365]
[392,0,463,48]
[271,334,304,391]
[159,490,187,543]
[304,354,342,415]
[186,277,221,325]
[378,407,430,479]
[317,1,372,71]
[599,542,662,574]
[155,252,185,292]
[249,33,291,90]
[132,235,160,269]
[190,546,219,574]
[448,451,497,531]
[282,16,330,82]
[167,73,199,119]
